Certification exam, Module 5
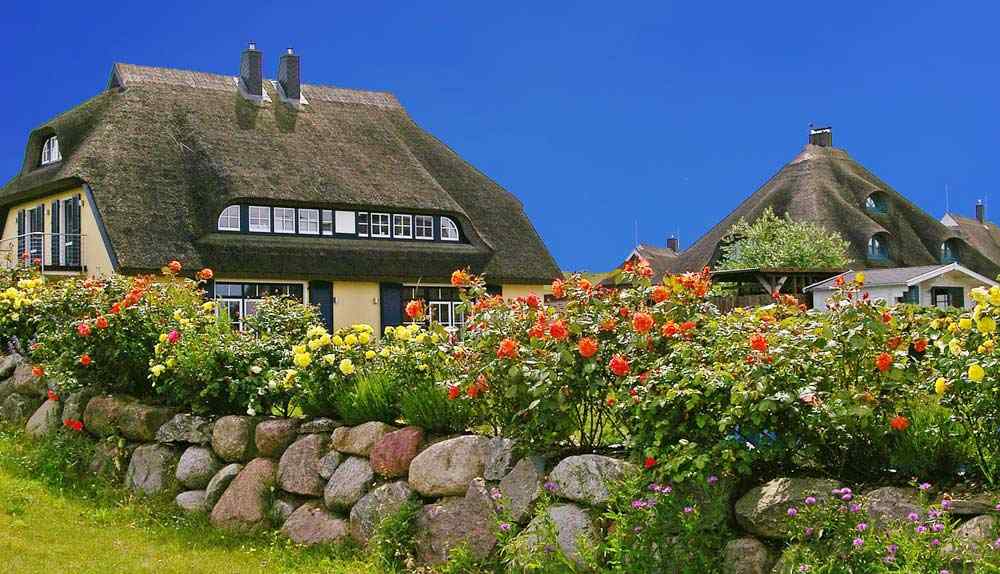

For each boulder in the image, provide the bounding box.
[176,490,208,513]
[318,451,343,480]
[944,491,1000,516]
[212,415,258,462]
[61,388,97,423]
[25,399,62,438]
[484,437,515,481]
[255,418,301,458]
[370,426,424,478]
[499,456,546,523]
[83,395,176,442]
[408,435,490,497]
[954,515,998,550]
[330,421,395,456]
[176,446,224,490]
[0,353,22,380]
[864,487,922,525]
[350,481,416,544]
[281,501,350,546]
[278,433,329,497]
[549,454,638,506]
[210,458,276,531]
[90,440,137,480]
[414,478,498,565]
[722,537,776,574]
[9,362,45,397]
[156,414,215,444]
[271,492,308,525]
[735,478,842,539]
[125,443,182,496]
[0,377,16,404]
[300,418,342,434]
[520,503,598,568]
[324,456,374,510]
[205,463,243,509]
[1,393,43,424]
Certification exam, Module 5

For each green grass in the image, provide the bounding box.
[0,428,378,574]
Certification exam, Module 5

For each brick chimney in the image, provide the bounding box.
[809,126,833,147]
[976,199,986,223]
[240,41,263,98]
[278,48,301,101]
[667,236,679,252]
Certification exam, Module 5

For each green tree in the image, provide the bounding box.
[717,208,851,270]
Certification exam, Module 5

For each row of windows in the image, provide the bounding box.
[218,205,461,242]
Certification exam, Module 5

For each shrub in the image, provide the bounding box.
[366,500,421,573]
[288,323,380,417]
[0,263,47,351]
[335,370,401,425]
[400,380,470,434]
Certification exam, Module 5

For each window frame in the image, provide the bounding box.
[298,208,320,235]
[215,281,305,330]
[273,207,296,234]
[321,209,334,235]
[941,240,958,263]
[414,214,434,240]
[867,234,889,260]
[865,192,888,214]
[440,216,460,241]
[218,205,241,232]
[248,206,271,233]
[370,212,391,238]
[41,136,61,166]
[357,212,370,237]
[392,214,413,239]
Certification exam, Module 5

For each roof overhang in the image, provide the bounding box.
[805,263,998,292]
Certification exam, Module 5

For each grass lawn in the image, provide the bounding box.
[0,429,379,574]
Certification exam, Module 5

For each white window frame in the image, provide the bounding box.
[357,212,370,237]
[414,214,434,240]
[274,207,296,234]
[218,205,241,231]
[298,208,320,235]
[321,210,334,235]
[392,214,413,239]
[335,210,356,234]
[249,206,271,232]
[41,136,61,165]
[440,216,460,241]
[370,213,391,238]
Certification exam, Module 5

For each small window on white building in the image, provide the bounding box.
[414,215,434,240]
[321,210,334,235]
[41,136,61,165]
[441,217,460,241]
[274,207,296,233]
[392,214,413,238]
[249,206,271,232]
[298,209,320,235]
[371,213,391,238]
[218,205,241,231]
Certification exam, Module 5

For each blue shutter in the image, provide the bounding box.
[309,281,334,331]
[51,200,61,265]
[16,210,25,262]
[379,283,403,333]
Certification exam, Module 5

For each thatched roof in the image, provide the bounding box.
[619,142,999,281]
[0,63,560,283]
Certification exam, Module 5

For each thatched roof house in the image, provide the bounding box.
[0,44,559,332]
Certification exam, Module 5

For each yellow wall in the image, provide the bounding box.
[333,281,381,331]
[1,187,116,277]
[502,284,549,299]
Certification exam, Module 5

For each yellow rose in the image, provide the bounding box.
[358,332,371,345]
[384,326,395,337]
[307,338,322,351]
[150,364,166,377]
[322,354,337,365]
[332,335,344,347]
[345,334,359,347]
[307,325,327,339]
[971,287,989,303]
[293,352,312,368]
[930,319,941,330]
[365,350,376,360]
[934,377,949,395]
[949,339,963,356]
[159,333,169,343]
[959,318,973,330]
[854,272,865,285]
[379,348,391,358]
[395,328,411,342]
[339,358,355,375]
[165,358,176,368]
[202,301,216,312]
[293,344,307,354]
[969,363,986,382]
[990,286,1000,305]
[979,317,997,334]
[319,333,332,346]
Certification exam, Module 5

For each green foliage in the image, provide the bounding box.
[496,489,587,573]
[19,425,96,489]
[400,380,471,434]
[335,370,401,425]
[887,397,972,481]
[366,500,421,573]
[0,263,46,351]
[718,207,852,270]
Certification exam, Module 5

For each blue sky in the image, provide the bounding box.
[3,1,998,272]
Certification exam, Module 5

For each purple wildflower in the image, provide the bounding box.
[787,507,798,518]
[907,512,920,522]
[804,496,817,505]
[992,538,1000,550]
[490,487,503,500]
[543,481,558,493]
[842,493,854,501]
[916,525,929,534]
[683,506,694,514]
[931,522,945,532]
[798,566,811,573]
[499,522,511,532]
[931,538,941,547]
[856,522,868,532]
[853,537,864,547]
[941,499,953,511]
[919,482,932,491]
[850,503,861,513]
[804,527,814,537]
[707,475,719,486]
[886,543,898,555]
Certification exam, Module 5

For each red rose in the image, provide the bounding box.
[96,316,109,330]
[63,418,84,432]
[644,456,656,469]
[110,302,122,315]
[497,338,519,359]
[661,321,679,337]
[76,323,92,337]
[551,279,565,299]
[528,322,547,339]
[578,337,598,358]
[79,354,92,366]
[197,268,214,281]
[578,279,592,292]
[890,415,910,432]
[447,385,460,400]
[749,333,768,353]
[651,285,670,303]
[167,260,182,274]
[47,389,59,402]
[913,338,928,353]
[632,312,654,334]
[31,365,44,378]
[882,311,892,324]
[609,354,630,377]
[875,352,892,373]
[525,293,540,309]
[167,330,181,344]
[549,320,569,340]
[405,300,425,320]
[680,321,696,332]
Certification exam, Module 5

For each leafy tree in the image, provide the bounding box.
[717,207,851,270]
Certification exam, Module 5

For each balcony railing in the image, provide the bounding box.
[0,233,85,272]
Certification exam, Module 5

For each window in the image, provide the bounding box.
[218,206,241,231]
[321,210,334,235]
[274,207,296,233]
[414,215,434,239]
[898,285,920,304]
[441,217,460,241]
[41,136,61,165]
[357,212,369,237]
[215,282,304,330]
[403,286,465,333]
[47,197,82,267]
[932,287,964,309]
[298,209,320,235]
[941,239,959,263]
[15,206,44,264]
[867,234,888,260]
[249,206,271,232]
[865,192,888,214]
[335,211,356,234]
[370,213,391,237]
[392,214,412,238]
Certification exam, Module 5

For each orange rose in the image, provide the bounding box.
[578,337,598,358]
[167,260,182,274]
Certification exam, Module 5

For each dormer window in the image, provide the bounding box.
[41,136,61,165]
[941,239,959,263]
[218,205,241,231]
[865,192,888,214]
[868,233,889,260]
[441,217,460,241]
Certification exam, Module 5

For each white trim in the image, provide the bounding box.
[392,214,413,239]
[249,206,271,232]
[218,205,241,231]
[906,262,998,287]
[41,136,61,165]
[298,208,320,235]
[273,207,296,233]
[414,214,434,240]
[440,216,460,241]
[370,212,391,238]
[803,271,852,292]
[335,210,356,234]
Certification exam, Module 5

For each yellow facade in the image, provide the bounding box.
[502,283,549,299]
[333,281,381,331]
[0,187,116,277]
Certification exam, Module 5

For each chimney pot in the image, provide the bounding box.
[240,43,263,97]
[667,236,679,252]
[278,48,301,101]
[976,200,986,223]
[808,126,833,147]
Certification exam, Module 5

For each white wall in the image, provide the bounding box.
[811,270,992,311]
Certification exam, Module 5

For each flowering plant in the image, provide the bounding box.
[0,263,47,351]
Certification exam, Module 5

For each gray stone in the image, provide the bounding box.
[735,478,843,539]
[864,487,922,525]
[1,393,44,425]
[281,501,350,546]
[318,450,342,480]
[125,443,182,496]
[520,503,598,568]
[549,454,638,506]
[278,433,329,497]
[324,456,374,510]
[175,446,223,489]
[9,362,45,397]
[954,515,998,547]
[205,463,243,509]
[0,353,22,380]
[330,421,395,456]
[723,537,776,574]
[408,435,490,497]
[299,418,342,434]
[0,378,16,404]
[499,456,546,523]
[945,491,1000,516]
[370,426,424,478]
[83,395,176,442]
[61,388,97,423]
[210,458,276,531]
[271,493,307,525]
[25,399,62,438]
[90,440,137,480]
[255,418,301,458]
[156,414,215,444]
[484,437,515,481]
[211,415,257,462]
[414,478,498,565]
[350,481,415,544]
[176,490,208,513]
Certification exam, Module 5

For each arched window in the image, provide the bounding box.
[41,136,61,165]
[868,234,889,260]
[440,217,460,241]
[217,205,241,231]
[864,192,888,214]
[941,239,959,263]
